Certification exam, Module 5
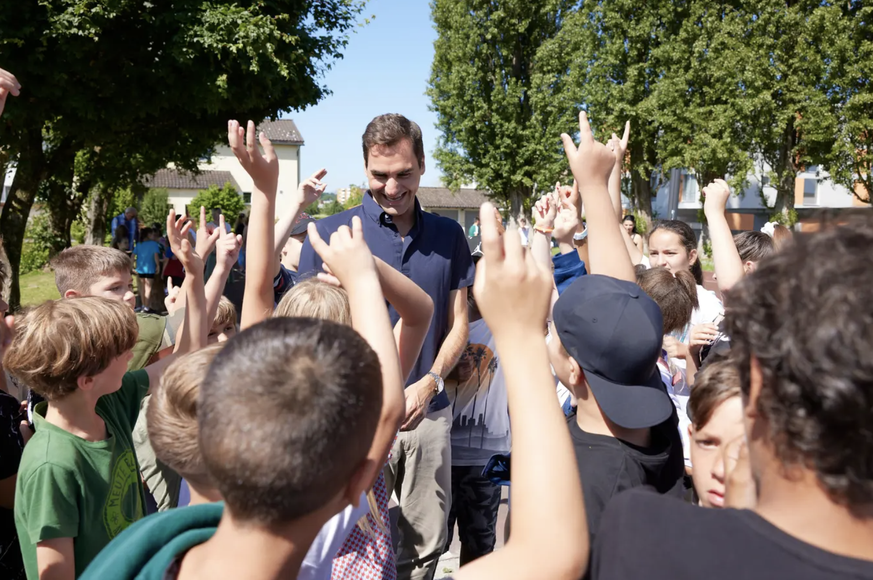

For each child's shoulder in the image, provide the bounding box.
[17,424,82,479]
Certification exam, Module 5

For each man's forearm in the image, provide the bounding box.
[430,309,469,379]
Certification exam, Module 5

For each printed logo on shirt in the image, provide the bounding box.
[447,343,509,450]
[102,448,143,538]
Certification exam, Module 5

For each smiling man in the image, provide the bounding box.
[298,113,474,580]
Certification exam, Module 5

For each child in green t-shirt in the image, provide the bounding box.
[3,211,208,579]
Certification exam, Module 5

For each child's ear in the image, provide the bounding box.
[63,289,81,299]
[76,374,95,393]
[567,357,584,388]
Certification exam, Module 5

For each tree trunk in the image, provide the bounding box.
[507,187,528,221]
[772,116,798,225]
[0,131,46,311]
[631,168,653,233]
[44,157,78,258]
[86,185,113,245]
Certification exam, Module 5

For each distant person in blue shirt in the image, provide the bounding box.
[298,113,475,580]
[111,207,138,250]
[132,227,163,312]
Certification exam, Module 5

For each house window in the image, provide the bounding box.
[681,173,699,203]
[803,178,817,205]
[243,192,252,204]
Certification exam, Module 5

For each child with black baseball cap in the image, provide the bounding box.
[547,112,685,543]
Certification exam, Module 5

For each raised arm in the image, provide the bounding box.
[228,120,280,329]
[205,216,242,327]
[703,179,745,293]
[561,112,635,282]
[307,217,404,488]
[272,169,326,276]
[607,121,630,219]
[455,203,587,580]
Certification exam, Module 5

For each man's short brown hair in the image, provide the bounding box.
[362,113,424,168]
[200,317,383,525]
[687,355,741,429]
[148,344,223,487]
[3,297,138,400]
[51,245,132,295]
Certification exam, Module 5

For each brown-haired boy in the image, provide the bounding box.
[50,245,171,370]
[4,212,208,579]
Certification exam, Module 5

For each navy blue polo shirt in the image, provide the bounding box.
[298,192,475,412]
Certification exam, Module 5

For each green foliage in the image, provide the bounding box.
[343,184,364,209]
[304,201,321,215]
[428,0,579,215]
[189,183,245,219]
[139,188,170,229]
[322,201,345,216]
[20,214,62,275]
[70,220,86,245]
[107,187,137,225]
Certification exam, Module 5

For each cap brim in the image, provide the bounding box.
[585,368,674,429]
[290,219,314,236]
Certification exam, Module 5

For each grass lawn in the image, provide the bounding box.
[19,269,60,307]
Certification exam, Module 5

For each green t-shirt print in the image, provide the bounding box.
[14,370,150,579]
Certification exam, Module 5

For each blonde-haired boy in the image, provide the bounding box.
[5,212,208,579]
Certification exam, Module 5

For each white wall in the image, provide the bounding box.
[201,143,300,219]
[167,189,196,215]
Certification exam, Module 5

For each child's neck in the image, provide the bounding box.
[44,393,106,442]
[178,510,323,580]
[186,483,223,507]
[575,394,651,447]
[755,452,873,561]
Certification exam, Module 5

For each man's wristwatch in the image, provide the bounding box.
[427,371,445,396]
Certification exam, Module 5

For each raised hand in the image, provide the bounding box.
[553,197,581,242]
[473,202,553,337]
[0,68,20,117]
[703,178,732,215]
[534,189,559,231]
[214,223,242,272]
[609,120,630,166]
[166,209,203,274]
[561,112,616,190]
[227,119,279,194]
[296,168,327,208]
[195,206,221,260]
[164,278,182,314]
[307,216,378,290]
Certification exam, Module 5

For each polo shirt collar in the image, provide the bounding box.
[362,191,424,231]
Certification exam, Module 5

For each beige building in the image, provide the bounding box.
[335,187,352,205]
[144,120,303,219]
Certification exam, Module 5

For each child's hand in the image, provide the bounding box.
[0,68,20,117]
[703,179,731,216]
[689,323,719,348]
[561,111,615,191]
[553,198,581,243]
[556,180,583,220]
[296,168,327,208]
[663,336,689,361]
[228,119,279,194]
[307,216,378,290]
[473,202,552,336]
[214,223,242,272]
[195,206,221,260]
[166,209,203,274]
[164,278,181,314]
[533,190,559,231]
[608,120,630,167]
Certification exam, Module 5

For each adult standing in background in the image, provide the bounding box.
[111,207,138,250]
[298,113,474,580]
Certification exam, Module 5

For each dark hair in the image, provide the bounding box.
[772,224,793,250]
[733,231,773,264]
[622,214,638,235]
[362,114,424,169]
[687,354,741,429]
[636,268,699,335]
[649,220,703,285]
[725,214,873,507]
[140,227,153,239]
[199,317,383,525]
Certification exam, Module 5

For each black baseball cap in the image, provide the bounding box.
[289,213,315,236]
[553,275,673,429]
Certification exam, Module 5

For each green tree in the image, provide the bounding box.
[139,188,170,229]
[342,184,364,209]
[322,200,345,216]
[189,183,246,219]
[0,0,364,309]
[428,0,579,217]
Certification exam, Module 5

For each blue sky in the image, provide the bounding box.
[284,0,444,191]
